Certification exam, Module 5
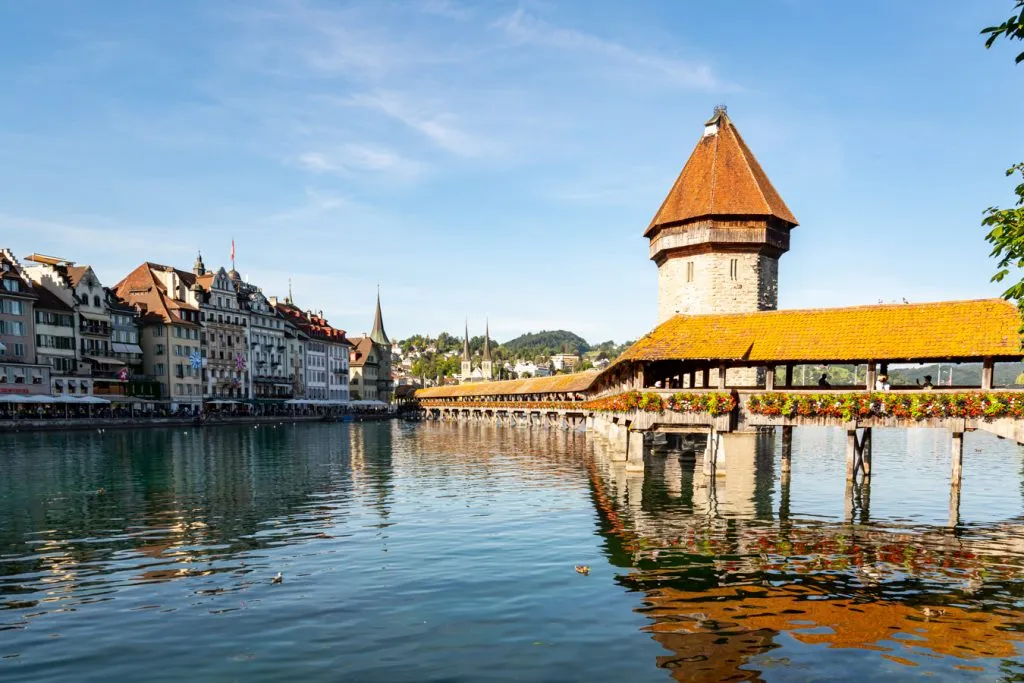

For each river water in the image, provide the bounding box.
[0,422,1022,682]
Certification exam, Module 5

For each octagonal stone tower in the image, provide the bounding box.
[647,107,798,324]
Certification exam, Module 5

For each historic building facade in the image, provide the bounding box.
[193,256,251,400]
[0,249,49,395]
[240,279,290,399]
[646,106,798,324]
[114,262,203,410]
[349,294,392,403]
[32,286,80,395]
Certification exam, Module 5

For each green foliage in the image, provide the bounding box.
[981,0,1024,63]
[501,330,590,358]
[983,163,1024,301]
[981,4,1024,305]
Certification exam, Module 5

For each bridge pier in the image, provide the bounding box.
[781,425,792,478]
[845,428,872,481]
[625,429,645,472]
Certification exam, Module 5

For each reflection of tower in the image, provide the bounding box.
[481,319,493,380]
[460,320,472,381]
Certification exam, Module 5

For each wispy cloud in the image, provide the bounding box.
[492,8,729,91]
[341,91,494,158]
[293,143,428,179]
[420,0,470,21]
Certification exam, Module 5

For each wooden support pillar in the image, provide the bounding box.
[846,429,860,481]
[688,370,696,389]
[781,425,792,476]
[981,358,994,390]
[635,366,645,390]
[784,364,793,388]
[765,366,776,391]
[701,367,710,388]
[951,431,963,486]
[717,364,727,389]
[866,361,877,391]
[860,428,872,477]
[702,429,717,476]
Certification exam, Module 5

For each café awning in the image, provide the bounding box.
[111,343,144,354]
[83,356,125,366]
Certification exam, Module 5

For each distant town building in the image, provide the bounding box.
[192,255,251,401]
[114,262,203,411]
[550,353,581,372]
[349,293,392,403]
[458,320,495,383]
[0,249,50,395]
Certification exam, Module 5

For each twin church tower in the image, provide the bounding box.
[457,107,796,385]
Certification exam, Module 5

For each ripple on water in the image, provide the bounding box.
[0,422,1022,682]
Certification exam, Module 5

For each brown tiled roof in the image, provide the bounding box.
[613,298,1022,365]
[646,110,797,236]
[31,284,73,312]
[416,371,599,398]
[349,336,376,367]
[112,262,199,325]
[65,265,90,287]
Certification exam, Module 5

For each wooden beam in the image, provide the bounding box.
[717,363,727,389]
[846,430,859,481]
[784,364,793,388]
[701,367,710,388]
[765,365,776,391]
[982,358,994,390]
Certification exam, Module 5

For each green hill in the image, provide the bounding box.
[501,330,590,358]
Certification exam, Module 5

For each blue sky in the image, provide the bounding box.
[1,0,1021,343]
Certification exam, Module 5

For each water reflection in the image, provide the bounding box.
[1,422,1023,682]
[588,428,1024,681]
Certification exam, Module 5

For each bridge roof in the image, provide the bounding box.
[616,298,1022,364]
[416,371,599,398]
[646,108,797,236]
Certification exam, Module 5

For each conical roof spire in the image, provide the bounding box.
[646,107,797,236]
[370,287,390,346]
[482,319,492,361]
[462,319,471,361]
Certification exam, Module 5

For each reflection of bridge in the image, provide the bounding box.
[583,435,1024,681]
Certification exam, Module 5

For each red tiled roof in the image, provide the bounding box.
[646,109,797,236]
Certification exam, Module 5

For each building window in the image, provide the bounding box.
[729,258,738,280]
[2,279,21,292]
[686,261,694,282]
[93,295,101,307]
[2,300,23,315]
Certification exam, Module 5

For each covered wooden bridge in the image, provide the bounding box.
[415,297,1024,499]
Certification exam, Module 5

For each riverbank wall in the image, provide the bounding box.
[0,414,395,433]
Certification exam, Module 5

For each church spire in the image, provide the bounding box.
[370,287,390,346]
[462,319,471,361]
[482,319,491,361]
[193,250,206,276]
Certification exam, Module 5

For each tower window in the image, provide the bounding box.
[686,261,694,282]
[729,258,738,280]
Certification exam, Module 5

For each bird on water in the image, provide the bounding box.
[272,572,283,584]
[574,565,590,575]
